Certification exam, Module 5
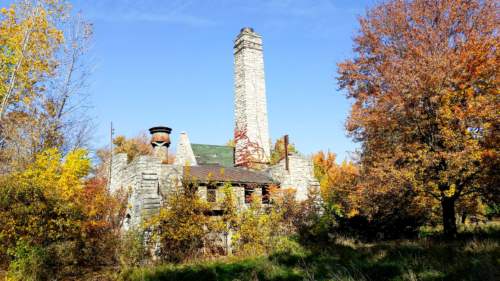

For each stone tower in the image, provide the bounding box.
[234,27,271,166]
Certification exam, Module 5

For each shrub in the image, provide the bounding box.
[119,229,149,268]
[0,149,125,279]
[233,195,272,256]
[145,179,210,263]
[7,242,52,281]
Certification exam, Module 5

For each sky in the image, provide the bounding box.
[4,0,378,161]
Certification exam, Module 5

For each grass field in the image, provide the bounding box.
[119,223,500,281]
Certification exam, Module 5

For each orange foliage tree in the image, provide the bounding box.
[338,0,499,237]
[313,151,360,218]
[80,177,127,266]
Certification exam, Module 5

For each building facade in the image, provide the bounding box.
[109,28,319,230]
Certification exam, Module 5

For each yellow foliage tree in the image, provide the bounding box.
[0,0,64,118]
[0,148,90,256]
[1,0,94,173]
[1,148,126,278]
[113,134,153,163]
[313,151,360,217]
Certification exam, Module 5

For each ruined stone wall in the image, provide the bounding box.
[110,153,183,230]
[159,164,183,197]
[109,153,129,193]
[234,28,271,164]
[267,153,320,201]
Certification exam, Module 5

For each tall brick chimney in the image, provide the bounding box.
[149,126,172,163]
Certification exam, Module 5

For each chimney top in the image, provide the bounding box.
[240,27,254,33]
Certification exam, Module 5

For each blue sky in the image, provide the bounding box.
[4,0,377,161]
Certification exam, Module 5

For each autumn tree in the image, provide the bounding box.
[270,137,297,165]
[338,0,499,237]
[313,151,360,217]
[0,148,126,278]
[0,0,64,172]
[0,0,94,173]
[218,183,239,231]
[113,133,153,162]
[92,133,154,182]
[268,186,301,236]
[79,177,127,266]
[0,149,88,262]
[0,0,63,118]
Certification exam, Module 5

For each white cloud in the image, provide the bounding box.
[75,0,216,26]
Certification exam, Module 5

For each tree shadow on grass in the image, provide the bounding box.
[121,227,500,281]
[122,258,303,281]
[268,230,499,281]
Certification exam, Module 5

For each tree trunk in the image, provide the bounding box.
[442,197,457,238]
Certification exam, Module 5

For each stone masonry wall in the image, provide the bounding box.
[109,153,128,193]
[110,154,183,230]
[234,28,271,164]
[267,153,320,201]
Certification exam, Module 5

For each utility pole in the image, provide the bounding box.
[108,122,114,188]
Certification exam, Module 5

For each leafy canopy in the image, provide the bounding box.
[337,0,499,237]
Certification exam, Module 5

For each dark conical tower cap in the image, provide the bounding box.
[240,27,254,33]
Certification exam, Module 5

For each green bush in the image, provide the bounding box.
[485,203,499,220]
[7,242,52,281]
[119,229,149,267]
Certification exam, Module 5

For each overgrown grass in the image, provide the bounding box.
[120,224,500,281]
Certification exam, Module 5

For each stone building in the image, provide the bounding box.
[109,27,319,230]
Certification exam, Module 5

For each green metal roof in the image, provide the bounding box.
[191,144,234,167]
